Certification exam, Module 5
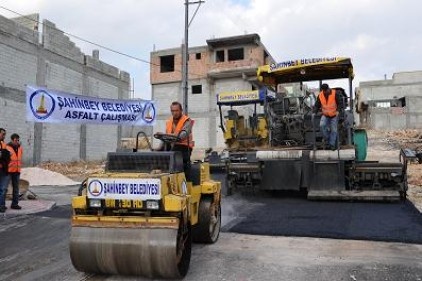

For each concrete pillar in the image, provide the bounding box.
[80,64,89,161]
[33,48,46,165]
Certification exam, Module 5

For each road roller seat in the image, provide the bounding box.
[105,151,184,173]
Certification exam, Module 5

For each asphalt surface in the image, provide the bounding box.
[0,186,421,281]
[223,192,422,244]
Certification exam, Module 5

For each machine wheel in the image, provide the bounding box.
[192,197,221,243]
[354,129,368,161]
[176,217,192,277]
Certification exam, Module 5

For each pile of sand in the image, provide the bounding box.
[20,167,80,186]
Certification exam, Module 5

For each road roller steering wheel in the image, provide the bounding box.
[154,133,181,144]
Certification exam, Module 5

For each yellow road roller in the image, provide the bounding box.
[69,133,221,278]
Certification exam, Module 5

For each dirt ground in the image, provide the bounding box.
[37,129,422,211]
[37,160,105,183]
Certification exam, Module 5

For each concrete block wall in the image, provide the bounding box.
[359,71,422,129]
[0,14,131,165]
[0,44,37,90]
[85,77,119,160]
[43,20,84,64]
[0,87,35,165]
[393,71,422,84]
[86,56,120,79]
[41,123,81,162]
[406,96,422,129]
[360,71,422,101]
[0,15,39,45]
[370,109,406,130]
[10,14,40,32]
[46,62,83,93]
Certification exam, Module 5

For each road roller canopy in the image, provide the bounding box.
[217,89,266,106]
[257,57,354,87]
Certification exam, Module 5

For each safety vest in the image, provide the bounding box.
[165,115,194,148]
[6,144,23,173]
[0,141,6,169]
[319,90,337,117]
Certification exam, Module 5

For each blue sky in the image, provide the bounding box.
[1,0,421,100]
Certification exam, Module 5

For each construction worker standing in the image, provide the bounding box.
[6,133,23,210]
[314,84,343,150]
[155,101,194,180]
[0,128,11,213]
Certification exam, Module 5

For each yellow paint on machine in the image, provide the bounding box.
[163,194,187,212]
[72,215,179,228]
[72,196,86,209]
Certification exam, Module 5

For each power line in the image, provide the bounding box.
[0,5,203,78]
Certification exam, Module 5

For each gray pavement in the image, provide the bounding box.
[1,184,79,217]
[1,199,55,217]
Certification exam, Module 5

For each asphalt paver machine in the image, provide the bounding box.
[214,57,408,201]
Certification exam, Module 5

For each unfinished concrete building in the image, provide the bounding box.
[150,33,274,149]
[356,71,422,129]
[0,13,131,164]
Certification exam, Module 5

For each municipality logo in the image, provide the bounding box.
[88,180,103,197]
[29,89,56,120]
[142,102,156,123]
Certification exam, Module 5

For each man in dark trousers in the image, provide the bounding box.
[6,133,23,210]
[314,84,343,150]
[0,128,11,213]
[155,101,194,181]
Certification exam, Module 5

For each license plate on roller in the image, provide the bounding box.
[105,199,143,209]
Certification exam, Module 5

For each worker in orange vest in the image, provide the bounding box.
[314,84,343,150]
[155,101,194,180]
[0,128,11,213]
[6,133,23,210]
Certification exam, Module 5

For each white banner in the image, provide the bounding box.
[87,178,161,200]
[26,85,156,126]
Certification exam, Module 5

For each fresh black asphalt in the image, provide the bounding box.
[31,195,422,244]
[223,193,422,244]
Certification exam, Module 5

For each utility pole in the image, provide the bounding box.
[182,0,204,115]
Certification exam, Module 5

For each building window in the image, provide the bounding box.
[160,55,174,73]
[192,85,202,94]
[216,50,225,62]
[228,48,244,61]
[196,53,201,60]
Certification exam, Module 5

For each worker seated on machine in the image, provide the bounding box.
[155,101,194,181]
